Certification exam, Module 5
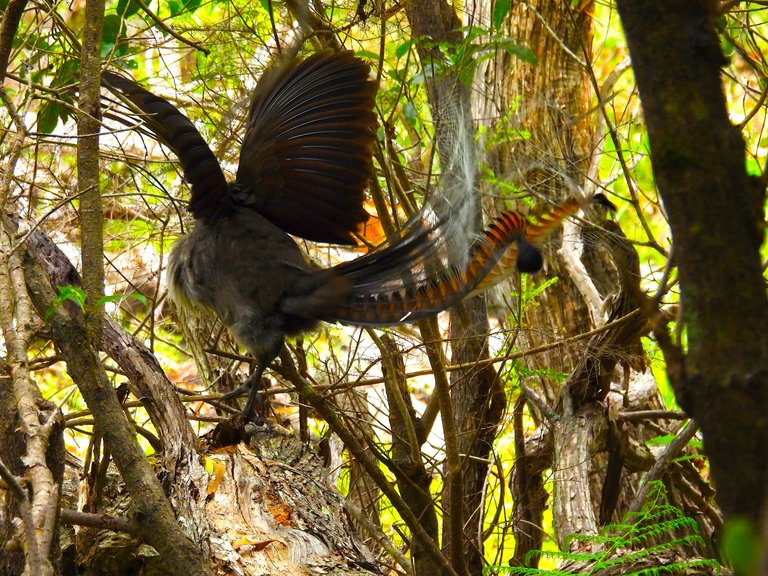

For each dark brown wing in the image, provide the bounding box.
[233,50,377,245]
[101,71,232,222]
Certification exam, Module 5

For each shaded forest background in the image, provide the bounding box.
[0,1,767,575]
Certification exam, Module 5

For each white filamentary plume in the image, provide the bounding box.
[425,95,480,268]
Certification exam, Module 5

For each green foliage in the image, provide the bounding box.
[46,285,87,318]
[418,27,536,85]
[166,0,203,17]
[46,285,148,319]
[492,0,513,30]
[37,60,79,134]
[719,517,759,575]
[115,0,141,18]
[483,482,721,576]
[99,292,149,307]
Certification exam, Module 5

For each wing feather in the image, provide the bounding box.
[233,50,377,245]
[100,71,232,221]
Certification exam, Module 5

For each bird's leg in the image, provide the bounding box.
[219,361,267,419]
[241,362,267,418]
[222,337,283,419]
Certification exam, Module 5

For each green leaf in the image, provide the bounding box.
[116,0,141,18]
[45,285,86,320]
[37,101,65,135]
[458,59,477,85]
[645,434,675,445]
[102,14,125,48]
[492,0,512,29]
[44,286,150,319]
[96,293,149,306]
[38,60,79,133]
[395,39,413,59]
[168,0,202,17]
[168,0,182,16]
[499,42,537,65]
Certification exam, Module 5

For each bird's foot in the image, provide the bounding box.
[220,373,267,421]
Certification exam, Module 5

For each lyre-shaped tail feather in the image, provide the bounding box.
[325,196,610,327]
[468,197,582,295]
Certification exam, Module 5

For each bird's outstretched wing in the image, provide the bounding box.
[103,50,377,241]
[234,50,378,245]
[101,71,232,222]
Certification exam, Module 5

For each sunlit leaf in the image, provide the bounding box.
[492,0,512,29]
[395,39,412,59]
[116,0,141,18]
[45,285,86,319]
[168,0,202,17]
[645,434,675,445]
[96,293,149,307]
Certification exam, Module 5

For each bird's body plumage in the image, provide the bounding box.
[102,50,612,416]
[168,209,321,359]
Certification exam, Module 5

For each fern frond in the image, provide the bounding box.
[486,481,722,576]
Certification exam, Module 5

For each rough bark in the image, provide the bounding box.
[0,0,29,84]
[22,246,213,576]
[77,0,106,346]
[481,0,600,399]
[56,427,383,576]
[470,2,723,568]
[446,299,505,572]
[615,0,768,529]
[0,368,66,576]
[472,0,612,558]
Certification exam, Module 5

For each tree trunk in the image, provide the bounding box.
[0,369,66,576]
[403,2,507,573]
[616,0,768,532]
[471,1,723,567]
[472,0,613,557]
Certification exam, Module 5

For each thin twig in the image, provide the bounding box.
[60,508,140,535]
[618,409,688,422]
[344,501,415,576]
[133,0,210,55]
[627,419,699,514]
[521,383,559,422]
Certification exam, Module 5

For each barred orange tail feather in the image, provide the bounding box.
[326,195,614,326]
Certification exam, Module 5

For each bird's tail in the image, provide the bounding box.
[320,194,614,326]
